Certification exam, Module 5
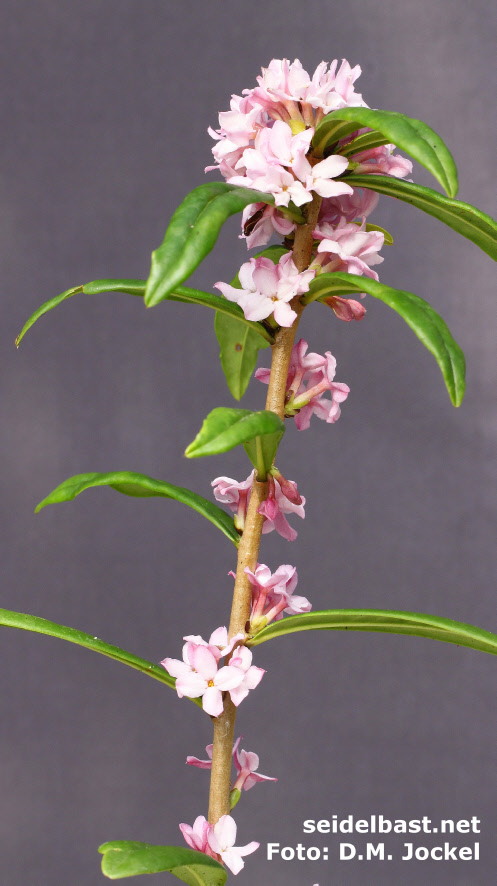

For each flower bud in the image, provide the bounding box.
[324,295,366,322]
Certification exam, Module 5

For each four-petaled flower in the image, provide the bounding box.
[245,562,311,632]
[232,736,278,791]
[207,814,259,875]
[256,339,350,430]
[186,737,277,792]
[212,468,305,541]
[161,628,250,718]
[215,251,315,327]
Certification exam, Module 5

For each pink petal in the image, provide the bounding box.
[161,658,191,679]
[273,300,297,327]
[190,645,218,680]
[176,671,208,699]
[244,665,265,690]
[202,686,224,717]
[215,664,246,691]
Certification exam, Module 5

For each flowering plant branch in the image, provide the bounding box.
[8,56,497,883]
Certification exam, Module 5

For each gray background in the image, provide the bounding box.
[1,1,496,884]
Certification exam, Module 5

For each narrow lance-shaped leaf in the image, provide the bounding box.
[16,279,273,348]
[145,182,275,308]
[15,279,146,347]
[185,407,284,464]
[303,272,465,407]
[247,609,497,658]
[215,246,287,400]
[0,607,200,704]
[346,174,497,262]
[313,107,458,197]
[99,841,227,884]
[36,471,240,546]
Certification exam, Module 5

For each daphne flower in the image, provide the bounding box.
[318,188,379,226]
[288,351,350,430]
[315,217,384,279]
[215,252,314,327]
[211,471,255,533]
[179,816,217,859]
[241,202,296,249]
[212,469,305,541]
[186,737,277,793]
[293,153,353,200]
[245,563,311,631]
[227,646,265,706]
[162,641,246,717]
[351,143,413,178]
[256,339,350,431]
[229,150,312,208]
[258,471,306,542]
[324,295,366,322]
[232,736,277,791]
[207,815,259,875]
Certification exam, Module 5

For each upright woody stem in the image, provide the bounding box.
[207,193,322,825]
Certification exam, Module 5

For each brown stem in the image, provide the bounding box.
[207,193,321,825]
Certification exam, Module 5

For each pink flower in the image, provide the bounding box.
[232,736,277,791]
[293,153,353,200]
[241,202,295,249]
[245,563,311,631]
[179,816,218,859]
[227,646,265,706]
[249,58,366,122]
[256,339,350,431]
[186,743,215,770]
[314,218,384,280]
[258,471,306,542]
[324,295,366,322]
[161,629,246,717]
[229,148,312,208]
[207,815,259,875]
[351,143,413,178]
[186,737,277,793]
[211,471,255,533]
[212,469,305,541]
[254,120,314,172]
[215,252,315,327]
[318,188,379,226]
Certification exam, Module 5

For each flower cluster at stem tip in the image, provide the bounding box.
[160,55,411,875]
[210,56,411,332]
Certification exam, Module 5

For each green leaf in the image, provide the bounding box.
[144,182,274,308]
[0,607,200,703]
[99,841,227,884]
[243,431,282,478]
[214,246,286,400]
[185,407,285,461]
[215,313,270,400]
[338,129,390,157]
[15,279,146,347]
[16,278,273,348]
[312,119,362,155]
[342,174,497,262]
[313,108,458,197]
[247,608,497,658]
[36,471,239,546]
[304,272,465,407]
